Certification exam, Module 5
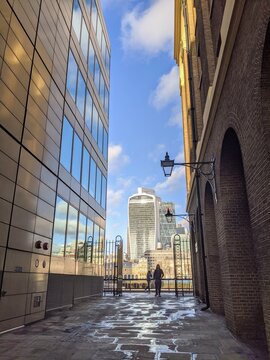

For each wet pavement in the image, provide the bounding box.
[0,293,268,359]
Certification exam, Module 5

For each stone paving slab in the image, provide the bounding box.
[0,294,268,359]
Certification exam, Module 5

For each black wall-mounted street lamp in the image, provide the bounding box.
[165,208,194,224]
[161,152,217,310]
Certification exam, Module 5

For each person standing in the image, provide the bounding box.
[145,270,152,292]
[153,264,164,297]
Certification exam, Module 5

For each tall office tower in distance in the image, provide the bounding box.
[128,188,160,260]
[160,202,176,248]
[0,0,110,332]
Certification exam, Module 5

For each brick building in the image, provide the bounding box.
[174,0,270,354]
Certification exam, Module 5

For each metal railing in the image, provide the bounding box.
[104,277,193,295]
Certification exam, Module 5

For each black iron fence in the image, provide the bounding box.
[104,277,193,295]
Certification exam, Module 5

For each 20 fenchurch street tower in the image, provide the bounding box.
[0,0,110,332]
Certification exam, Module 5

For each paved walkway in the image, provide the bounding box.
[0,293,268,359]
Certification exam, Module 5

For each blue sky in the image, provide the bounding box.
[100,0,187,249]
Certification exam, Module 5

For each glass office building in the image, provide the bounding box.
[128,188,160,261]
[0,0,110,332]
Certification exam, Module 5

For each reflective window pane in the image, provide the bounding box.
[93,223,99,265]
[67,51,77,101]
[86,0,92,12]
[94,57,100,91]
[88,40,95,76]
[60,117,73,172]
[105,85,109,118]
[76,71,86,117]
[52,197,68,256]
[81,19,89,60]
[77,213,87,259]
[99,227,105,266]
[72,133,82,182]
[82,147,90,190]
[105,47,110,75]
[87,218,94,262]
[101,175,107,209]
[72,0,82,40]
[103,128,108,161]
[97,117,103,151]
[101,34,106,65]
[65,205,78,258]
[91,0,98,32]
[96,16,102,48]
[85,90,93,131]
[89,157,96,198]
[99,74,105,107]
[92,105,98,142]
[95,167,102,204]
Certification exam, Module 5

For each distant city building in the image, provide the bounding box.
[159,202,176,248]
[144,248,175,278]
[128,188,160,260]
[123,258,148,279]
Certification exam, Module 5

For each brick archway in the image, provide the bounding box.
[219,128,266,341]
[204,182,224,314]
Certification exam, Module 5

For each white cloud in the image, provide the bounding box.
[148,143,165,162]
[121,0,174,56]
[108,144,130,173]
[150,66,179,109]
[168,105,182,127]
[154,166,185,194]
[106,188,125,216]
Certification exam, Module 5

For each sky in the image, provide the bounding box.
[100,0,187,249]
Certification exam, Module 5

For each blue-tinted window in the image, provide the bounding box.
[65,205,78,258]
[77,213,87,259]
[92,105,98,142]
[95,167,102,204]
[103,128,108,161]
[86,0,92,12]
[52,197,68,256]
[94,57,100,91]
[105,47,110,75]
[101,34,106,65]
[89,158,96,198]
[67,51,77,101]
[72,133,82,182]
[82,147,90,190]
[101,175,107,209]
[72,0,82,40]
[85,90,93,131]
[91,0,98,32]
[88,41,95,75]
[97,117,103,151]
[81,19,89,60]
[60,117,73,172]
[99,75,105,107]
[76,71,86,117]
[105,85,109,118]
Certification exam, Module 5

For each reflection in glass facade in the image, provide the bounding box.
[0,0,110,327]
[72,133,82,182]
[52,197,105,270]
[60,118,73,172]
[52,197,68,256]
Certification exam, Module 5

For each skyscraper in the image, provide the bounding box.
[128,188,160,260]
[0,0,110,332]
